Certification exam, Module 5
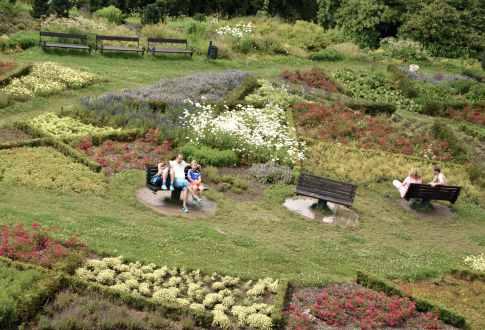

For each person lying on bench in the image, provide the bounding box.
[430,165,447,187]
[393,168,422,198]
[169,154,190,213]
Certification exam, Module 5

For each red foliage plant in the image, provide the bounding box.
[447,105,485,126]
[282,68,339,93]
[293,102,455,161]
[0,223,85,268]
[287,285,443,330]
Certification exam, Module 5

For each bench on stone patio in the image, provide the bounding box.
[296,173,357,208]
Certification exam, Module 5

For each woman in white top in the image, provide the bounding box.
[430,165,447,186]
[393,168,423,198]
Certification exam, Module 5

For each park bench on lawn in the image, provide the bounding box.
[404,183,461,204]
[147,38,193,57]
[146,165,182,203]
[296,173,357,208]
[96,35,144,55]
[40,31,91,53]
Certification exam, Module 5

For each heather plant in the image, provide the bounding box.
[75,256,280,329]
[0,223,86,270]
[282,68,340,93]
[249,162,293,184]
[333,69,420,112]
[30,113,120,139]
[287,285,444,329]
[0,147,107,194]
[1,62,97,101]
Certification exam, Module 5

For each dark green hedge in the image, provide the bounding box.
[462,68,485,82]
[450,268,485,282]
[181,143,239,167]
[345,101,396,116]
[66,128,144,146]
[13,121,49,139]
[0,257,63,329]
[356,271,469,329]
[217,75,260,112]
[0,64,32,87]
[272,279,289,329]
[0,138,47,150]
[44,138,102,173]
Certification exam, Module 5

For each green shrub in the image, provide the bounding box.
[181,143,239,167]
[465,83,485,103]
[480,52,485,71]
[467,162,485,188]
[420,100,467,117]
[249,162,293,184]
[202,166,219,183]
[447,80,475,95]
[462,68,485,82]
[310,48,344,61]
[95,5,123,24]
[379,37,430,61]
[430,120,467,161]
[142,3,161,25]
[0,91,10,109]
[193,13,206,22]
[0,31,37,50]
[220,75,260,111]
[345,101,396,116]
[31,0,48,18]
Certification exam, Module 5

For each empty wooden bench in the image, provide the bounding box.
[40,31,91,52]
[96,35,144,55]
[404,183,461,204]
[296,173,357,208]
[147,38,193,57]
[146,165,182,202]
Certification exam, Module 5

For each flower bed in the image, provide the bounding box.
[1,62,97,100]
[29,112,120,139]
[305,141,483,204]
[281,68,340,93]
[0,223,85,270]
[0,127,31,144]
[287,284,446,330]
[0,147,107,193]
[216,22,254,38]
[76,256,280,329]
[76,129,172,175]
[29,289,205,330]
[294,102,458,161]
[446,105,485,126]
[464,254,485,272]
[333,69,420,112]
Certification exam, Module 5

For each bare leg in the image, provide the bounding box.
[162,168,169,185]
[170,169,175,185]
[181,189,188,209]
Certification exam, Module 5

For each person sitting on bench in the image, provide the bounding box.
[168,154,190,213]
[429,165,447,187]
[187,160,203,204]
[151,159,169,188]
[393,168,422,198]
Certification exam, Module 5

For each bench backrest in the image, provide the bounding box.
[148,37,188,47]
[146,166,158,184]
[296,173,356,207]
[40,31,88,41]
[96,35,140,42]
[404,183,461,203]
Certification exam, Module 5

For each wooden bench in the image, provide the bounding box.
[146,166,182,202]
[404,183,461,204]
[96,35,144,55]
[40,31,91,52]
[147,38,193,57]
[296,173,357,208]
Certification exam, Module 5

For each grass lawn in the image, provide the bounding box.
[1,48,484,288]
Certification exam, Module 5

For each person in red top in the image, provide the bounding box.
[393,168,422,198]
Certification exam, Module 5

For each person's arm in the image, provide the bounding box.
[156,163,163,176]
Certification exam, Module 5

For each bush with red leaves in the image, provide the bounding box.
[447,106,485,126]
[293,102,456,161]
[0,223,86,270]
[287,285,444,330]
[282,68,340,93]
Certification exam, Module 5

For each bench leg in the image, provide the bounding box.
[409,198,433,211]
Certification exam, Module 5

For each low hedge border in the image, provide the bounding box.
[65,128,145,146]
[0,138,47,150]
[0,257,63,328]
[356,271,469,329]
[272,279,289,329]
[0,63,32,87]
[450,268,485,282]
[345,100,396,116]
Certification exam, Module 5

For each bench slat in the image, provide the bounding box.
[296,173,356,207]
[96,35,140,42]
[42,43,89,49]
[404,184,461,203]
[99,45,144,52]
[149,48,192,54]
[148,38,187,44]
[40,31,87,40]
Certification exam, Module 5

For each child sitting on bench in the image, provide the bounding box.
[430,165,447,186]
[187,160,203,203]
[393,168,422,198]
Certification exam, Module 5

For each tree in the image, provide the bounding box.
[317,0,341,28]
[399,0,469,57]
[336,0,396,48]
[142,3,161,24]
[50,0,73,17]
[31,0,49,18]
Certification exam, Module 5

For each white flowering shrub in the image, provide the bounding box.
[75,257,280,328]
[464,254,485,272]
[1,62,97,100]
[216,23,254,38]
